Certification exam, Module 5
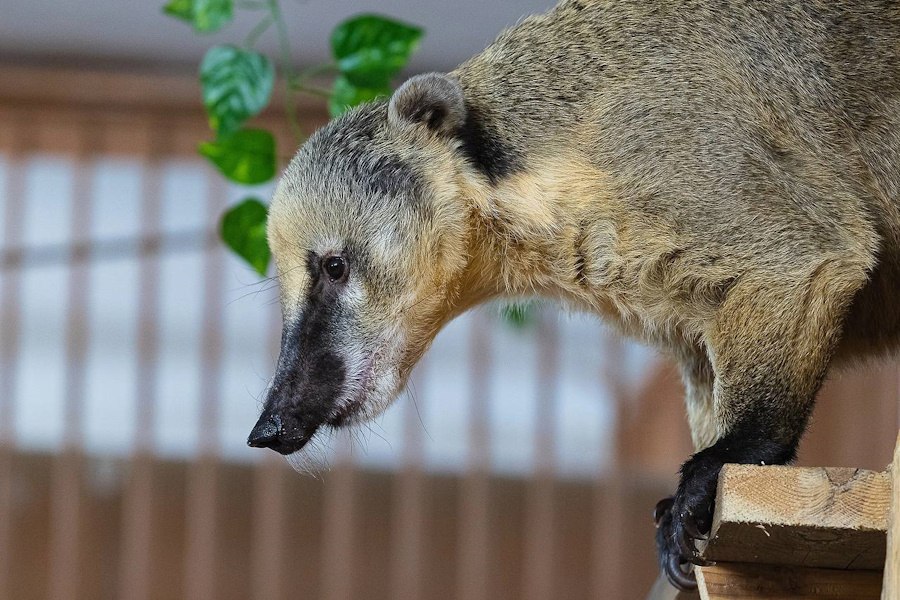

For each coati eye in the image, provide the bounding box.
[323,256,347,281]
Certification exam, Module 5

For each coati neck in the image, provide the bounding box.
[452,148,620,309]
[444,0,621,312]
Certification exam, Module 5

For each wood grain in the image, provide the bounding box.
[696,562,882,600]
[882,433,900,599]
[703,464,890,570]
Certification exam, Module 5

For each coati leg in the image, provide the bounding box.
[679,349,718,452]
[654,348,717,589]
[656,260,870,589]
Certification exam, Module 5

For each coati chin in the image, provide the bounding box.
[247,0,900,590]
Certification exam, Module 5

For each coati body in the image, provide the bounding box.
[249,0,900,590]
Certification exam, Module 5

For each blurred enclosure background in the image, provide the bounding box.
[1,2,900,599]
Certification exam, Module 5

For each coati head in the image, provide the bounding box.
[248,73,500,456]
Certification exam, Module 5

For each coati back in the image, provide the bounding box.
[249,0,900,590]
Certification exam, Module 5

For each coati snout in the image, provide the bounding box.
[250,74,476,455]
[248,274,351,454]
[246,238,408,455]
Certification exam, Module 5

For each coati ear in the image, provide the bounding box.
[388,73,466,136]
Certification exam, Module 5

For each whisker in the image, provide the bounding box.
[406,382,433,442]
[227,283,280,306]
[364,421,391,449]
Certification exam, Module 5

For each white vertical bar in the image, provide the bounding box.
[251,303,287,600]
[119,122,162,600]
[321,430,356,600]
[0,119,28,600]
[591,333,627,598]
[523,310,559,600]
[457,311,492,600]
[49,125,97,600]
[390,361,427,600]
[184,171,227,600]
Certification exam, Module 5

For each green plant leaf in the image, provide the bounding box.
[163,0,233,33]
[201,45,274,137]
[328,75,392,117]
[501,303,534,329]
[221,198,270,276]
[163,0,194,22]
[199,129,276,184]
[331,14,424,87]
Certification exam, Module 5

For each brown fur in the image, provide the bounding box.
[262,0,900,588]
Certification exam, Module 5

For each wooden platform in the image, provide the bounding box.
[647,433,900,600]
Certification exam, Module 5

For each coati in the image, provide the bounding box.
[247,0,900,590]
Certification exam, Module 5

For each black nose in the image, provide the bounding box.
[247,413,283,449]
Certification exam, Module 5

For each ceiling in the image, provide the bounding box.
[1,0,555,74]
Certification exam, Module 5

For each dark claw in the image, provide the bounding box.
[655,495,703,590]
[676,522,698,559]
[686,553,711,567]
[677,522,712,567]
[655,448,723,589]
[665,553,697,591]
[654,497,674,527]
[682,512,708,541]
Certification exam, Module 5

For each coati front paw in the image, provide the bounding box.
[654,453,721,590]
[655,433,798,589]
[654,498,704,590]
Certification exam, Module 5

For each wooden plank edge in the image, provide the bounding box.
[881,431,900,599]
[697,562,882,600]
[703,464,889,570]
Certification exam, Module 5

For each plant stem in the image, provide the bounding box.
[296,62,339,81]
[244,14,273,49]
[292,83,332,98]
[267,0,304,143]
